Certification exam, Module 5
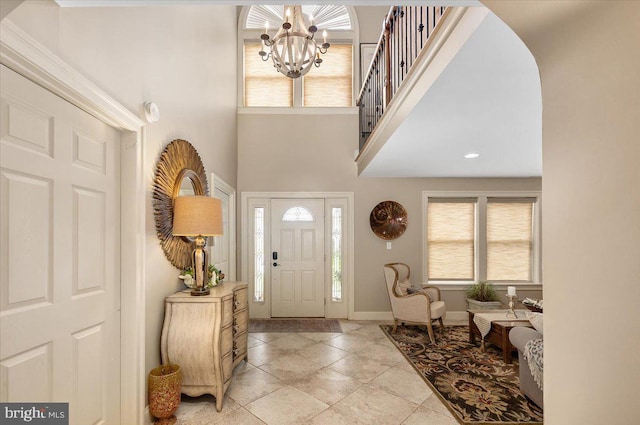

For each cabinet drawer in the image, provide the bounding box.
[222,298,233,326]
[233,308,248,335]
[221,325,233,355]
[222,352,233,381]
[233,333,248,360]
[233,288,248,310]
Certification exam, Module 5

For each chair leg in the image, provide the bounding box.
[426,322,435,344]
[392,319,398,333]
[439,317,445,333]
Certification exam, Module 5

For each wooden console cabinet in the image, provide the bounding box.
[160,282,249,411]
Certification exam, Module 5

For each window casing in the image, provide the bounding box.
[423,192,541,285]
[240,5,358,108]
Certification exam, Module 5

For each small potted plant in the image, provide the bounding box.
[179,265,224,289]
[466,281,503,310]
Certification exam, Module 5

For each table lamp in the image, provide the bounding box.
[173,196,223,296]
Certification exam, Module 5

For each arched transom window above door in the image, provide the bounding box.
[282,206,314,222]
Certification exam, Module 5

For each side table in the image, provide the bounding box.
[161,282,248,411]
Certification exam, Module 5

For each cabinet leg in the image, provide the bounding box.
[216,395,223,412]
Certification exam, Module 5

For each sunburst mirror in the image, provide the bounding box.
[369,201,408,240]
[153,139,208,269]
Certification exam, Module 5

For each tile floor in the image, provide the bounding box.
[175,320,461,425]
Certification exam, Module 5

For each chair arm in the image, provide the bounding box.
[509,327,543,352]
[420,285,441,302]
[396,291,432,303]
[393,292,432,322]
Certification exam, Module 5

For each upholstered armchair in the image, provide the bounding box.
[383,263,446,343]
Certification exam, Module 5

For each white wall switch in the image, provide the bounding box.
[386,242,392,250]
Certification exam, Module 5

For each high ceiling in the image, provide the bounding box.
[52,1,540,178]
[360,11,542,178]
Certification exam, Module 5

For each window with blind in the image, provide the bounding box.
[303,44,353,107]
[244,43,293,107]
[427,200,476,281]
[424,193,540,284]
[487,199,534,281]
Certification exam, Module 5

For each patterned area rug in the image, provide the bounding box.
[249,319,342,333]
[380,325,543,424]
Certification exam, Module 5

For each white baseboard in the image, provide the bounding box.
[349,311,394,321]
[444,311,468,323]
[348,310,469,323]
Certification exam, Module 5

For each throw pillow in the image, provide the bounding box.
[396,279,411,296]
[526,311,543,334]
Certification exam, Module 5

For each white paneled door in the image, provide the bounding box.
[271,199,324,317]
[0,65,121,424]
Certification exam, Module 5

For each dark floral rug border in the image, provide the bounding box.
[380,325,543,424]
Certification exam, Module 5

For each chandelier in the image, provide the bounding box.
[259,5,330,79]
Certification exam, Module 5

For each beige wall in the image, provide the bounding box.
[354,5,389,43]
[238,112,542,313]
[484,1,640,423]
[7,0,238,383]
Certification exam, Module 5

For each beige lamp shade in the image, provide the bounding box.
[173,196,223,236]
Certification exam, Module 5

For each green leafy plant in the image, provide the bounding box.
[182,265,225,288]
[465,281,500,302]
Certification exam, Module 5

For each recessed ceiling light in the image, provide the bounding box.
[464,153,480,159]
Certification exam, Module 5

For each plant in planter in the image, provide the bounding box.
[180,265,224,288]
[466,281,503,310]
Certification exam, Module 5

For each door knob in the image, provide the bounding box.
[273,262,280,267]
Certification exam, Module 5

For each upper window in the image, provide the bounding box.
[424,193,541,284]
[241,5,355,108]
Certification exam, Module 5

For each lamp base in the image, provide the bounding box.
[190,287,210,296]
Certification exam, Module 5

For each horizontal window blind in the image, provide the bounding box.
[244,43,293,107]
[303,44,353,107]
[427,201,475,280]
[486,200,534,281]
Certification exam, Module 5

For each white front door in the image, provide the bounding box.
[271,199,325,317]
[0,65,121,424]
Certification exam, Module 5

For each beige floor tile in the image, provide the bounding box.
[401,405,458,425]
[394,357,418,373]
[197,407,267,425]
[175,394,241,424]
[303,407,360,425]
[250,332,289,342]
[245,386,329,425]
[247,335,264,348]
[337,320,362,333]
[348,324,386,337]
[289,367,363,405]
[298,332,342,342]
[322,333,377,353]
[266,333,317,350]
[369,366,433,405]
[330,384,418,425]
[328,354,391,382]
[247,343,292,367]
[421,394,456,418]
[259,352,325,381]
[355,342,406,365]
[297,342,350,367]
[226,364,284,405]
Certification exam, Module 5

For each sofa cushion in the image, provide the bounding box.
[526,312,543,334]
